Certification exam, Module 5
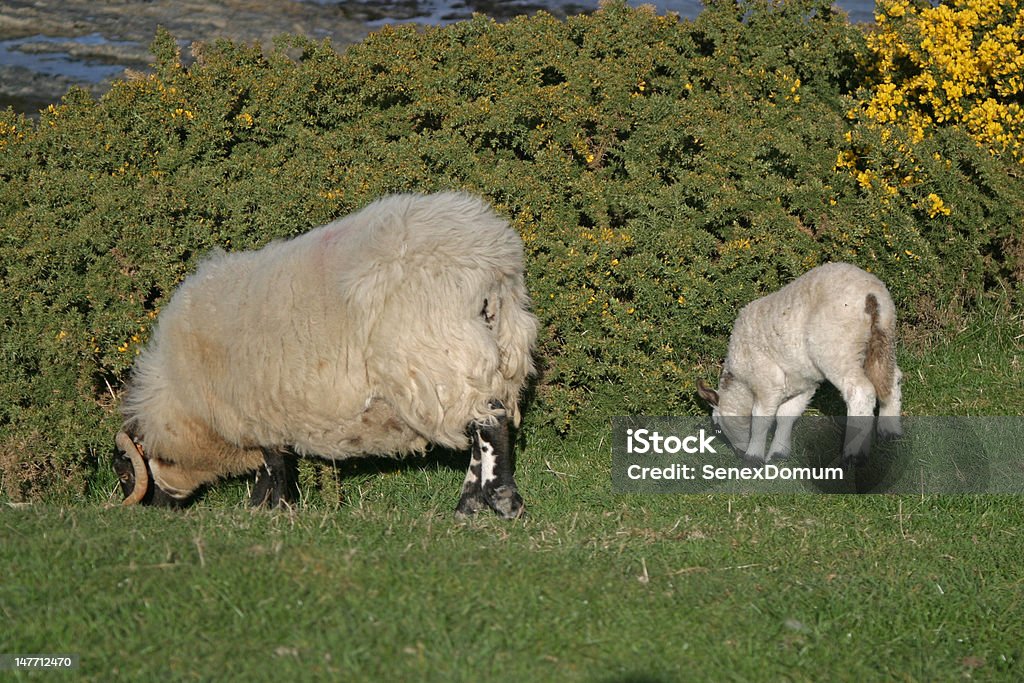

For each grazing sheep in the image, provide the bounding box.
[697,262,903,466]
[113,191,537,518]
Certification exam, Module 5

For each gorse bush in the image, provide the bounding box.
[1,0,1021,501]
[835,0,1024,308]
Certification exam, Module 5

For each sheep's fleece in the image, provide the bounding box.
[119,191,537,500]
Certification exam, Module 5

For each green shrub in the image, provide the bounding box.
[1,0,1021,501]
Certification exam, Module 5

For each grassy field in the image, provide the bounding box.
[2,306,1022,681]
[3,491,1023,680]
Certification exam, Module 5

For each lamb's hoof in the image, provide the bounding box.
[840,451,868,469]
[876,418,904,442]
[484,485,525,520]
[741,453,768,467]
[454,490,488,519]
[767,450,790,463]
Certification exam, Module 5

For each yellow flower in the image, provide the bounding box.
[926,192,952,217]
[860,0,1024,162]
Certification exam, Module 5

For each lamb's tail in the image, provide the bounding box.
[863,293,896,402]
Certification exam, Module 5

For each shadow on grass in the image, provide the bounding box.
[318,442,469,481]
[172,420,535,509]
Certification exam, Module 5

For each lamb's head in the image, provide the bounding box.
[697,373,752,454]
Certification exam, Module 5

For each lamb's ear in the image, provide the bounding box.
[696,379,719,407]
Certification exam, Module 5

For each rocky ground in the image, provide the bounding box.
[0,0,593,115]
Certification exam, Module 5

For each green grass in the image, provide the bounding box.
[3,469,1023,680]
[2,305,1022,681]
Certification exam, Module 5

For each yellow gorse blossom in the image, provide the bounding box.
[925,192,952,217]
[862,0,1024,162]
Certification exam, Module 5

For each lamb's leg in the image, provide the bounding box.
[745,395,782,465]
[456,400,524,519]
[876,367,903,440]
[767,389,816,462]
[838,375,877,467]
[250,447,299,508]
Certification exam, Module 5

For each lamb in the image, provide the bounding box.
[696,262,903,466]
[112,191,538,518]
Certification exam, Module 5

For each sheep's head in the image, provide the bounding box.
[697,373,752,454]
[112,431,193,508]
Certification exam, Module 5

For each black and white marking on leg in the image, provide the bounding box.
[455,400,525,519]
[455,448,487,518]
[478,433,497,490]
[480,400,525,519]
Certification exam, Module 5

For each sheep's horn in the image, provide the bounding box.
[116,431,149,505]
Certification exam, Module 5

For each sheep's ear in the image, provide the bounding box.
[696,379,719,407]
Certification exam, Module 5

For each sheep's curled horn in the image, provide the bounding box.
[115,430,149,505]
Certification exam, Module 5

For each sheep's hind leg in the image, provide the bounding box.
[456,400,524,519]
[250,447,299,508]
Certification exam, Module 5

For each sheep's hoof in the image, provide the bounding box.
[484,485,525,520]
[767,450,790,463]
[741,453,768,467]
[454,490,489,519]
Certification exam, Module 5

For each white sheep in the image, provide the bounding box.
[113,191,537,518]
[697,262,903,466]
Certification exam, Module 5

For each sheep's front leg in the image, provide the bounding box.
[455,400,524,520]
[455,441,487,517]
[250,447,299,508]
